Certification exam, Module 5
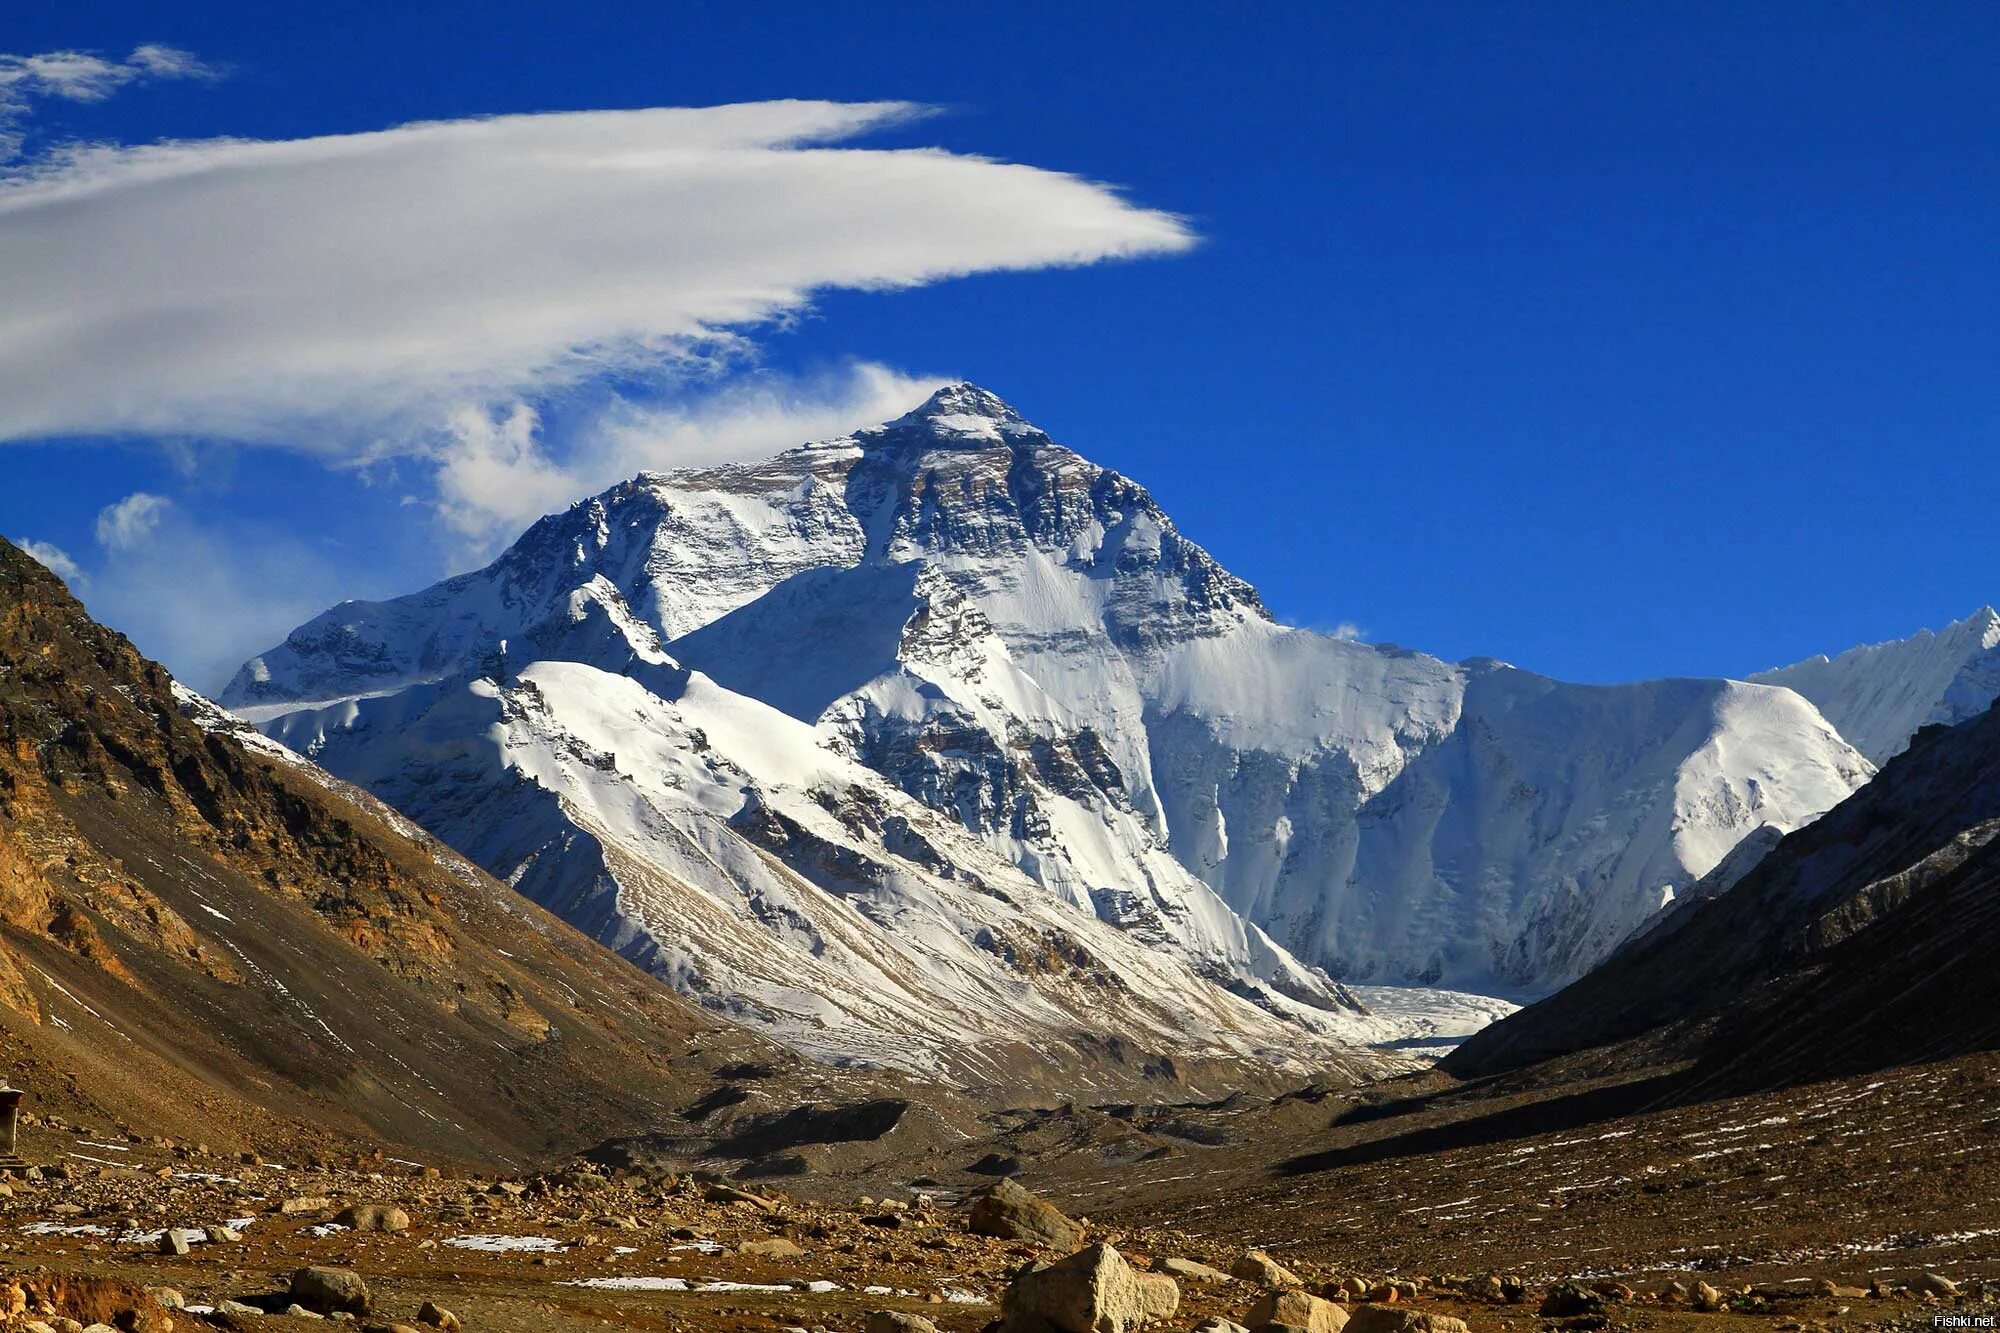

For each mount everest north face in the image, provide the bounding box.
[222,383,1893,1072]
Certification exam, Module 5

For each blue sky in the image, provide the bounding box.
[2,3,1996,691]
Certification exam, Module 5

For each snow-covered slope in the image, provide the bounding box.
[227,384,1871,1026]
[260,580,1406,1087]
[1751,608,2000,765]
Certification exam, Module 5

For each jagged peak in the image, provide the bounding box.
[866,381,1046,449]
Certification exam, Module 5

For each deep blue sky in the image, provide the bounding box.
[4,2,1998,690]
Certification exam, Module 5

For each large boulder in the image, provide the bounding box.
[1247,1289,1349,1333]
[1001,1243,1171,1332]
[335,1204,411,1233]
[291,1266,370,1314]
[1344,1309,1468,1333]
[1538,1283,1603,1318]
[1232,1250,1303,1287]
[1136,1271,1180,1322]
[969,1179,1086,1251]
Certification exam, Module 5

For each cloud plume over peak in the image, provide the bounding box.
[0,101,1193,458]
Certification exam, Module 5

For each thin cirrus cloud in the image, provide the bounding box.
[0,100,1194,461]
[0,44,218,157]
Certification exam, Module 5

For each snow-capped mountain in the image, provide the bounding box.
[1751,607,2000,765]
[226,385,1870,1055]
[1449,693,2000,1086]
[251,576,1410,1088]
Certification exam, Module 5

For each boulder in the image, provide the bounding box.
[1233,1250,1303,1287]
[865,1314,939,1333]
[1246,1289,1349,1333]
[278,1196,333,1215]
[739,1237,805,1258]
[1691,1282,1726,1312]
[968,1179,1086,1251]
[335,1204,411,1233]
[1136,1271,1180,1322]
[701,1182,779,1210]
[1156,1257,1231,1284]
[1000,1243,1160,1333]
[1344,1310,1468,1333]
[290,1266,371,1315]
[1538,1284,1603,1318]
[157,1228,197,1256]
[417,1302,461,1330]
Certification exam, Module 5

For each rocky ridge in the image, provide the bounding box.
[0,535,850,1164]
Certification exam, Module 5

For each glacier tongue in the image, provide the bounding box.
[225,381,1874,1064]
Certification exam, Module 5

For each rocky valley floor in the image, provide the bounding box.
[0,1052,1994,1332]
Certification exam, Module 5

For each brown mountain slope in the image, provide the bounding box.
[0,535,818,1168]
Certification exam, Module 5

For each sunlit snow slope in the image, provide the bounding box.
[1752,608,2000,765]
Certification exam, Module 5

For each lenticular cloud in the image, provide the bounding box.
[0,101,1193,449]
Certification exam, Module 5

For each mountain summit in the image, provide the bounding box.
[225,387,1869,1071]
[868,381,1044,447]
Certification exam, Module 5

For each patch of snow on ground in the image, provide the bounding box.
[444,1234,567,1253]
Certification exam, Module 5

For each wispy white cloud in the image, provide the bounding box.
[0,43,216,157]
[14,537,86,588]
[0,99,1193,677]
[1330,621,1368,642]
[432,362,943,555]
[0,101,1192,461]
[94,491,171,551]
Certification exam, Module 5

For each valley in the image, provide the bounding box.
[4,388,1999,1333]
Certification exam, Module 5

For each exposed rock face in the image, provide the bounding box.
[227,382,1870,1048]
[1450,697,2000,1086]
[968,1178,1086,1251]
[0,537,787,1162]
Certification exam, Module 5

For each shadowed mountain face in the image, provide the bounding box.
[1447,700,2000,1089]
[0,536,794,1167]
